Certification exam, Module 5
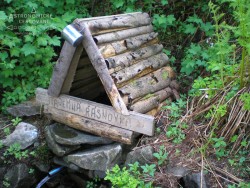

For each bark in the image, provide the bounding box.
[98,32,158,58]
[93,25,153,44]
[170,80,180,91]
[82,23,129,115]
[129,87,173,113]
[74,12,151,35]
[44,107,133,144]
[119,66,174,100]
[106,44,163,69]
[125,32,158,50]
[48,41,76,97]
[111,53,169,86]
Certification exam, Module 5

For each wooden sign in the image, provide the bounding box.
[36,88,154,136]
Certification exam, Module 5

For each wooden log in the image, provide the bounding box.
[82,23,129,115]
[125,32,158,50]
[74,66,97,82]
[61,45,83,94]
[106,44,163,69]
[44,107,133,144]
[119,66,174,100]
[99,32,158,58]
[48,41,76,97]
[93,25,154,44]
[111,53,169,86]
[129,87,173,113]
[36,88,154,136]
[170,80,180,91]
[71,76,99,90]
[69,80,102,96]
[77,56,92,69]
[74,12,151,35]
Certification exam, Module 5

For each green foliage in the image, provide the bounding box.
[212,137,227,159]
[4,143,28,160]
[240,93,250,110]
[0,0,90,111]
[11,117,22,126]
[153,145,168,165]
[2,177,10,188]
[105,162,154,188]
[105,164,141,188]
[4,127,11,136]
[163,98,188,144]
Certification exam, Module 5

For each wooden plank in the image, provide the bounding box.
[36,88,154,136]
[82,24,129,115]
[44,106,133,144]
[48,41,76,97]
[61,45,84,94]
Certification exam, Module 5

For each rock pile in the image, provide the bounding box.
[45,123,123,173]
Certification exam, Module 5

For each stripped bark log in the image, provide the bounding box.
[48,42,76,97]
[119,66,174,101]
[61,45,83,94]
[125,32,158,50]
[129,87,173,113]
[36,88,154,135]
[82,23,129,115]
[93,25,153,44]
[44,106,133,144]
[77,56,92,69]
[70,80,102,96]
[170,80,180,91]
[111,53,169,87]
[74,12,151,35]
[71,76,99,90]
[74,66,97,82]
[99,32,158,58]
[106,44,163,69]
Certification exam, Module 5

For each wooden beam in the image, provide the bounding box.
[44,106,133,144]
[81,23,129,115]
[48,41,76,97]
[61,45,83,94]
[36,88,154,136]
[93,25,153,44]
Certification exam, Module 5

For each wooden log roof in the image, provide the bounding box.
[48,12,179,116]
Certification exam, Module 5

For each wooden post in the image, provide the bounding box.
[81,23,129,115]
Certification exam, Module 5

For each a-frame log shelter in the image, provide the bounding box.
[36,12,179,144]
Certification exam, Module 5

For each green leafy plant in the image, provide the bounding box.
[240,93,250,110]
[11,117,22,126]
[153,145,168,165]
[3,177,10,188]
[105,162,154,188]
[4,143,28,160]
[212,137,227,159]
[3,127,11,136]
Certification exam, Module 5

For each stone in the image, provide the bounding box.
[2,122,38,149]
[45,126,80,157]
[181,172,208,188]
[125,146,154,165]
[50,123,113,146]
[53,157,82,172]
[7,100,41,117]
[166,165,191,177]
[4,163,36,188]
[34,162,50,173]
[64,143,122,171]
